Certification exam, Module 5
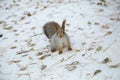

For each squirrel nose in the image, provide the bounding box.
[59,34,62,38]
[60,34,64,38]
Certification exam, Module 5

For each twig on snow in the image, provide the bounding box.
[103,40,116,52]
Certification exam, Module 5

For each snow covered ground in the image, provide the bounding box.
[0,0,120,80]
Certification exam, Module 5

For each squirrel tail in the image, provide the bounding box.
[43,22,59,39]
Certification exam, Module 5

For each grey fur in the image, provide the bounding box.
[51,33,70,50]
[43,20,72,53]
[43,22,60,39]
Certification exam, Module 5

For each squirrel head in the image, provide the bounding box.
[51,20,66,38]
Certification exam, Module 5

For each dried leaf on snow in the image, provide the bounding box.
[109,64,120,68]
[102,57,111,64]
[93,70,102,76]
[105,31,112,36]
[96,46,102,51]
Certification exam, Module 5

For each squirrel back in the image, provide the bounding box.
[43,20,72,54]
[43,22,60,39]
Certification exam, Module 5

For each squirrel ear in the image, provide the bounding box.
[61,19,66,31]
[51,22,59,30]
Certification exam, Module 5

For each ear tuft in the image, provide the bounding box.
[62,19,66,31]
[51,22,59,30]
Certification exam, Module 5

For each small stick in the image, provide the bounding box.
[17,50,30,54]
[45,54,76,71]
[103,40,116,52]
[30,33,42,38]
[17,72,32,80]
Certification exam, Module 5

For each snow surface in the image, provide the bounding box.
[0,0,120,80]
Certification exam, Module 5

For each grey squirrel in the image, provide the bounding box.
[43,20,72,54]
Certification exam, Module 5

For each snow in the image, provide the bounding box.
[0,0,120,80]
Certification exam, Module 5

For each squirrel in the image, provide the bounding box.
[43,20,72,54]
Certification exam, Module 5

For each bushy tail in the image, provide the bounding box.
[43,22,60,39]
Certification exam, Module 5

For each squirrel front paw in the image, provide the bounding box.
[68,47,72,51]
[51,48,56,52]
[58,48,63,54]
[59,51,63,54]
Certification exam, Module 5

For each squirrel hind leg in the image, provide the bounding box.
[68,46,72,51]
[64,40,72,51]
[67,44,72,51]
[51,47,56,52]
